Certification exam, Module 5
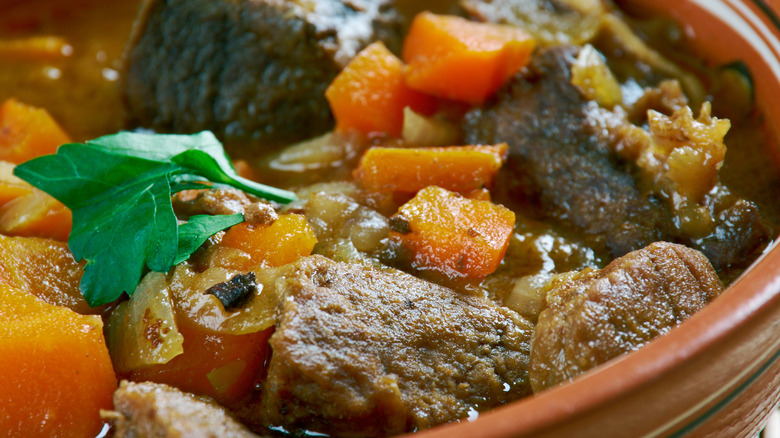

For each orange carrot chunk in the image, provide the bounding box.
[390,186,515,279]
[325,41,436,137]
[220,214,317,268]
[0,98,71,164]
[355,143,508,194]
[128,318,273,407]
[402,12,536,104]
[0,285,117,437]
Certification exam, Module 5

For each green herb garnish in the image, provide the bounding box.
[13,131,296,307]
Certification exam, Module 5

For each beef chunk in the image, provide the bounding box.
[253,255,533,437]
[529,242,722,392]
[465,46,674,259]
[123,0,402,145]
[108,381,259,438]
[464,46,772,270]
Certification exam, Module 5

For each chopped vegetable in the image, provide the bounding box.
[402,12,536,104]
[168,263,278,335]
[0,234,95,314]
[220,213,318,268]
[570,44,622,108]
[401,107,460,146]
[127,316,272,406]
[0,284,116,437]
[0,100,74,241]
[390,186,515,279]
[13,131,297,307]
[0,188,72,241]
[325,41,436,137]
[0,161,34,204]
[355,143,508,194]
[108,272,184,374]
[0,98,71,164]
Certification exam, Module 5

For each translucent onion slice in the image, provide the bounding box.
[107,272,184,373]
[168,263,281,335]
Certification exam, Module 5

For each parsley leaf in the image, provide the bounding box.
[13,131,296,307]
[87,131,295,203]
[175,214,244,265]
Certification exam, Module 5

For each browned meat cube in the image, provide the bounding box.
[107,380,260,438]
[529,242,722,392]
[122,0,402,145]
[464,46,772,271]
[251,255,534,437]
[465,46,674,259]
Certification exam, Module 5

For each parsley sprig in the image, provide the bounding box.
[13,131,296,307]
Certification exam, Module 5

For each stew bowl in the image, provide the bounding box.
[409,1,780,437]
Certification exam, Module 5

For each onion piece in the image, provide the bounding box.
[401,107,459,146]
[107,272,184,373]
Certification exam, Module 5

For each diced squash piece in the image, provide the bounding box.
[0,234,97,314]
[390,186,515,279]
[0,284,117,437]
[0,98,71,164]
[127,318,272,406]
[403,12,536,104]
[0,160,34,205]
[325,41,436,137]
[220,214,317,267]
[0,188,72,241]
[355,143,508,194]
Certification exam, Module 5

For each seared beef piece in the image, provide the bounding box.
[172,188,278,225]
[251,255,534,437]
[464,46,771,270]
[694,197,770,272]
[465,46,674,259]
[529,242,722,392]
[123,0,402,145]
[108,381,260,438]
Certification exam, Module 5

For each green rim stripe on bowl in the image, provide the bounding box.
[750,0,780,32]
[668,345,780,437]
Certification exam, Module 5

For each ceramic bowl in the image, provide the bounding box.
[409,1,780,437]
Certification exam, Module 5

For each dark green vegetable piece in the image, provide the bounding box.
[13,131,296,307]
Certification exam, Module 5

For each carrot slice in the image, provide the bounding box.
[0,285,116,437]
[403,12,536,104]
[127,318,273,406]
[355,143,508,194]
[390,186,515,279]
[0,98,71,164]
[325,41,436,137]
[220,214,317,268]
